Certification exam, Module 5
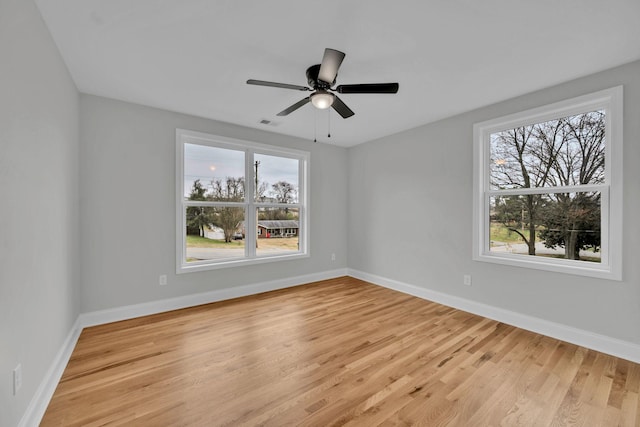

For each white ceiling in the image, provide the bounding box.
[35,0,640,147]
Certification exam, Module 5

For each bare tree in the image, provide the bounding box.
[266,181,297,219]
[255,181,268,202]
[538,111,605,259]
[490,111,604,259]
[270,181,297,204]
[491,123,556,255]
[209,177,245,243]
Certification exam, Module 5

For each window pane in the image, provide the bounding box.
[489,192,601,263]
[256,207,300,256]
[184,143,245,201]
[254,153,299,203]
[185,207,245,262]
[490,110,605,190]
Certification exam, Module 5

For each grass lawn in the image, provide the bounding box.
[187,235,298,250]
[490,222,525,244]
[535,253,601,263]
[186,235,244,248]
[257,237,299,250]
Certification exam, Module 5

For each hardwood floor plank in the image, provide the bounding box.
[41,277,640,426]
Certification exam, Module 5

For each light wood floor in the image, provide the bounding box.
[42,277,640,426]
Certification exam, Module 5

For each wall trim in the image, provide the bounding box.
[78,268,348,328]
[23,267,639,427]
[18,317,83,427]
[22,268,347,427]
[348,268,640,364]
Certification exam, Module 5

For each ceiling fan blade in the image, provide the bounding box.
[318,48,346,84]
[335,83,399,94]
[331,95,355,119]
[247,79,310,91]
[277,97,310,116]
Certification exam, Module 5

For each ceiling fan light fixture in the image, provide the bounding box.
[248,48,398,119]
[310,90,335,110]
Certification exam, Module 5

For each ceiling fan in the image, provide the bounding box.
[247,48,399,119]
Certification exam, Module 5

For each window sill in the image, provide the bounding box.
[473,252,621,281]
[177,252,310,274]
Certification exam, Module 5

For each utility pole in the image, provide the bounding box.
[254,160,260,249]
[254,160,260,200]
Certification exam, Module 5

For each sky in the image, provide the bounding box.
[183,143,299,198]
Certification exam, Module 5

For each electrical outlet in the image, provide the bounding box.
[463,275,472,286]
[331,253,336,261]
[159,275,167,286]
[13,364,22,395]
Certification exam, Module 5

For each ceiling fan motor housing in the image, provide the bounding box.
[306,64,334,88]
[247,48,398,119]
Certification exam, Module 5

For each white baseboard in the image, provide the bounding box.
[348,268,640,364]
[78,268,348,328]
[22,268,347,427]
[18,317,83,427]
[22,267,639,427]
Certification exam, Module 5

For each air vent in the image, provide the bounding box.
[258,119,280,127]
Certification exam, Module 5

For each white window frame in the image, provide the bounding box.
[472,86,623,280]
[176,129,309,273]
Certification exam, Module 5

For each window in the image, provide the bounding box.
[473,86,623,280]
[176,129,308,273]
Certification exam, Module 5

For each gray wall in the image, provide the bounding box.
[0,0,80,425]
[2,1,639,423]
[79,95,348,312]
[348,60,640,345]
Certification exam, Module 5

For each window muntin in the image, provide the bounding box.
[473,87,622,280]
[177,130,308,273]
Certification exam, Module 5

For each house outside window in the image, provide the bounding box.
[472,87,623,280]
[176,129,309,273]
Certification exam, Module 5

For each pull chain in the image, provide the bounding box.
[327,108,331,139]
[313,107,317,143]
